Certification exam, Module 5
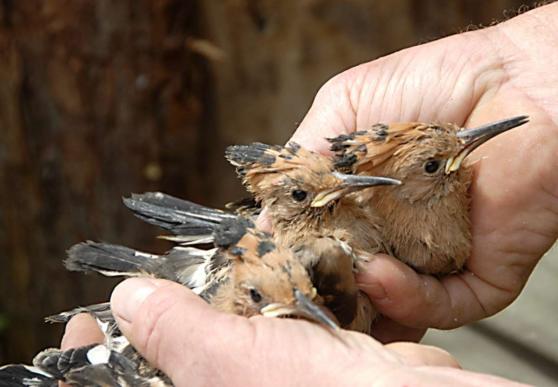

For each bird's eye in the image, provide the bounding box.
[249,288,263,303]
[424,159,440,174]
[291,189,308,202]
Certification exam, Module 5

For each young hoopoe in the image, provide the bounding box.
[329,115,529,274]
[225,142,400,333]
[0,217,337,386]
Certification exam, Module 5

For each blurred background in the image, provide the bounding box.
[0,0,556,385]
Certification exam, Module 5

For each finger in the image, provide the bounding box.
[372,316,426,344]
[356,254,488,329]
[289,72,359,154]
[386,342,461,368]
[110,278,252,383]
[59,314,105,387]
[60,313,104,350]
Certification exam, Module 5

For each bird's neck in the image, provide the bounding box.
[371,188,471,274]
[272,199,382,253]
[272,207,336,247]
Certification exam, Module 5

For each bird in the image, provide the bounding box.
[224,142,403,333]
[328,115,529,274]
[0,341,169,387]
[123,142,400,334]
[64,216,338,327]
[0,217,337,386]
[0,330,168,387]
[224,142,399,255]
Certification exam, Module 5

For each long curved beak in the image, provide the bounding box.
[311,172,401,207]
[293,289,340,330]
[446,115,529,173]
[259,290,339,331]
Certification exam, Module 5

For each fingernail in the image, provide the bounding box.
[111,278,160,323]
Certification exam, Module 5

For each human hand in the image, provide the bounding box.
[272,3,558,340]
[60,3,558,366]
[91,277,524,387]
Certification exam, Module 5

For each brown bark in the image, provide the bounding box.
[0,0,214,362]
[0,0,527,362]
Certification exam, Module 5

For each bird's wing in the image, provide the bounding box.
[123,191,236,237]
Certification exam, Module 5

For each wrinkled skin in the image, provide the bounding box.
[110,278,520,387]
[286,4,558,341]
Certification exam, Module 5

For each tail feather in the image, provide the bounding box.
[123,192,236,236]
[32,344,169,386]
[46,302,113,324]
[65,241,163,278]
[65,241,216,289]
[0,364,56,386]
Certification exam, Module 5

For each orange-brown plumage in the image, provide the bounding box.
[63,216,338,330]
[226,142,394,253]
[226,142,400,333]
[210,224,325,321]
[12,217,338,387]
[329,116,528,274]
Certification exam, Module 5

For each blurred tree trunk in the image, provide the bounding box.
[0,0,216,362]
[0,0,528,362]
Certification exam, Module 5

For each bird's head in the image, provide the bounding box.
[214,218,339,330]
[225,142,399,224]
[329,116,528,204]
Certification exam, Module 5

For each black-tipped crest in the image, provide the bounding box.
[333,153,357,171]
[213,217,254,248]
[225,143,278,170]
[328,124,389,151]
[286,141,301,153]
[257,240,276,257]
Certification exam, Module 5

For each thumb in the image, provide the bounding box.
[110,278,252,385]
[255,74,358,228]
[288,74,357,154]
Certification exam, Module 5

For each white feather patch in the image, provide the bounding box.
[22,365,52,378]
[161,235,214,245]
[187,264,207,288]
[97,270,141,277]
[134,251,159,259]
[96,319,110,334]
[86,345,111,365]
[192,286,204,295]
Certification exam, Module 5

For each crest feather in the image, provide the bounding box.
[329,123,443,173]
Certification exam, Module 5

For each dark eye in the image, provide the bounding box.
[249,288,262,303]
[424,159,440,174]
[291,189,307,202]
